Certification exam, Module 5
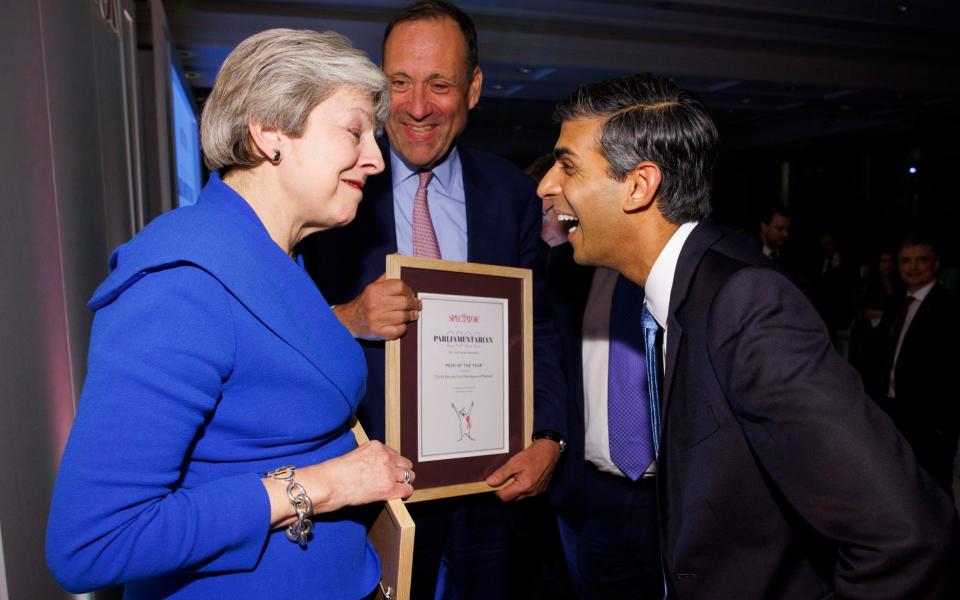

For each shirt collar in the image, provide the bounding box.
[909,279,936,301]
[644,221,699,328]
[390,143,461,195]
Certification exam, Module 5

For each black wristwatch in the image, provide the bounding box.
[532,430,566,454]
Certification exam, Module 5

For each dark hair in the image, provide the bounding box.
[898,231,939,256]
[524,153,555,182]
[383,0,479,77]
[761,206,791,225]
[553,73,718,224]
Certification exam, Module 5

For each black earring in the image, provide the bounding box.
[272,150,281,163]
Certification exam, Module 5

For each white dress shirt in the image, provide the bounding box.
[581,267,627,476]
[580,221,698,478]
[644,222,700,348]
[390,146,468,261]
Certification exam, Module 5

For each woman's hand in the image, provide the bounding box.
[307,441,415,511]
[264,441,414,528]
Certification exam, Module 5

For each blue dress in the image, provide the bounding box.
[46,174,380,598]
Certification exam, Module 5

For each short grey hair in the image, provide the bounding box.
[201,28,389,171]
[554,74,718,224]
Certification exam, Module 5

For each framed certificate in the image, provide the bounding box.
[385,255,533,502]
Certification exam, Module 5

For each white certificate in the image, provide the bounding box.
[417,292,510,462]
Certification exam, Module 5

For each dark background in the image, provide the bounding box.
[162,0,960,269]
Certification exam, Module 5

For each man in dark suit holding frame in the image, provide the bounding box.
[537,72,956,599]
[301,2,566,598]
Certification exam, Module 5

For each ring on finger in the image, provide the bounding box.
[401,468,412,485]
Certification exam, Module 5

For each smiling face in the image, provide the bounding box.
[898,243,939,293]
[382,17,482,170]
[281,87,384,233]
[537,117,633,269]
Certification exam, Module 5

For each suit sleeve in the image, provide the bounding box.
[707,267,956,599]
[519,182,568,436]
[46,267,270,593]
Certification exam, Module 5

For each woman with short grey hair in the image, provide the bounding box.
[47,28,413,599]
[202,28,391,170]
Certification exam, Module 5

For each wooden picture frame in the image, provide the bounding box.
[352,421,415,600]
[385,255,533,502]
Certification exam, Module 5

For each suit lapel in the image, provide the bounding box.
[222,229,364,412]
[902,283,940,350]
[572,265,595,421]
[360,137,399,279]
[459,146,499,264]
[551,244,594,420]
[375,136,398,244]
[661,221,724,412]
[94,176,366,412]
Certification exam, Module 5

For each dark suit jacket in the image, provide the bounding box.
[751,236,806,290]
[658,220,956,599]
[540,242,596,519]
[883,283,960,490]
[809,255,858,340]
[300,138,566,443]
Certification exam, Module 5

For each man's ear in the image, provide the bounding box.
[622,161,661,213]
[466,67,483,110]
[248,121,283,162]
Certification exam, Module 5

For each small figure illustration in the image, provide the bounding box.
[452,401,475,441]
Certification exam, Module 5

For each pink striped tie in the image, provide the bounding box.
[412,171,441,258]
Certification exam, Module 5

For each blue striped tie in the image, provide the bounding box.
[641,304,663,460]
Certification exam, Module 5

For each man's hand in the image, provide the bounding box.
[485,439,561,501]
[332,274,420,340]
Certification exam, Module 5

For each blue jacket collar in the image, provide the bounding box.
[89,173,366,409]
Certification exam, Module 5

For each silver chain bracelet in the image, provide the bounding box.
[266,465,314,547]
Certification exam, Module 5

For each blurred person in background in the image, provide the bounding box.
[873,233,960,497]
[849,247,903,395]
[758,206,791,261]
[809,229,857,346]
